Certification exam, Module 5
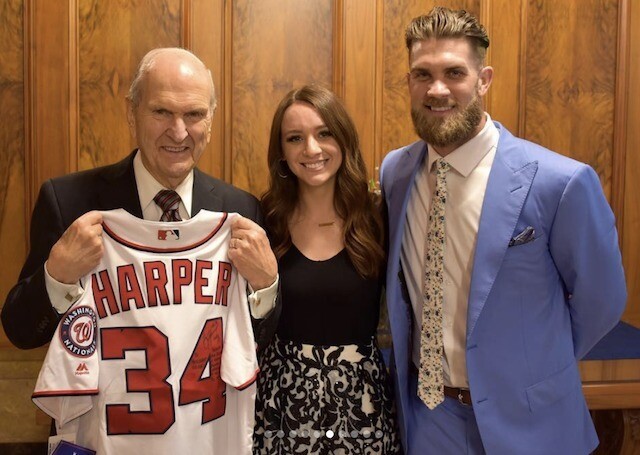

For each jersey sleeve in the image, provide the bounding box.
[32,299,99,426]
[220,267,259,389]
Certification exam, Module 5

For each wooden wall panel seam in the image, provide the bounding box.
[480,0,492,115]
[223,0,232,183]
[23,0,34,243]
[373,0,384,179]
[517,0,527,138]
[612,0,630,247]
[182,0,192,49]
[332,0,346,99]
[68,0,78,174]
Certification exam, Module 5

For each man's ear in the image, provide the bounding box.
[126,98,136,138]
[477,66,494,96]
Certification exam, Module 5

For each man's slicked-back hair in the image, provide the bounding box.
[405,6,490,64]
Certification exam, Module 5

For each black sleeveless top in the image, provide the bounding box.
[276,244,381,346]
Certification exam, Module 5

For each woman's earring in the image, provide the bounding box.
[277,159,290,179]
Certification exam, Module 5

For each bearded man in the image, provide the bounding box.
[380,6,626,455]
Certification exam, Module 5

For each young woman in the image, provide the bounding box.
[254,85,400,454]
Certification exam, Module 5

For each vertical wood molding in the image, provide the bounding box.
[517,0,528,138]
[373,0,384,179]
[481,0,492,115]
[25,1,73,212]
[23,0,34,232]
[181,0,192,49]
[622,0,640,325]
[332,0,345,99]
[484,0,523,133]
[223,0,233,184]
[612,0,629,246]
[189,0,226,181]
[340,0,378,178]
[68,0,78,174]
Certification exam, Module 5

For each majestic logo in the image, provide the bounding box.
[158,229,180,240]
[60,305,97,358]
[75,362,90,375]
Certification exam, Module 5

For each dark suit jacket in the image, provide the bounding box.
[2,151,280,350]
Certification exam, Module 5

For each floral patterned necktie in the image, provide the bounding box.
[153,189,182,222]
[419,158,450,409]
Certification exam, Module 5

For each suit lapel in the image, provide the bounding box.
[387,141,427,266]
[192,168,223,215]
[385,142,427,379]
[467,124,538,339]
[96,154,223,218]
[97,152,143,217]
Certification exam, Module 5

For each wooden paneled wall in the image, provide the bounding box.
[0,0,638,446]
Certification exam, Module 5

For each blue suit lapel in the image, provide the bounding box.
[467,123,538,339]
[387,142,427,264]
[384,141,426,445]
[385,142,426,376]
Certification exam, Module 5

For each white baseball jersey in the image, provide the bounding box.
[33,209,259,454]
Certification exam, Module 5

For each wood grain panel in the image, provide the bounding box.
[580,359,640,382]
[231,0,333,196]
[27,1,74,203]
[340,0,379,178]
[484,0,522,134]
[622,0,640,326]
[523,0,618,199]
[0,0,26,348]
[583,383,640,410]
[77,0,182,172]
[189,0,225,181]
[381,0,481,159]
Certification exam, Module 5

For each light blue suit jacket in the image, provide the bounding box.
[380,122,627,454]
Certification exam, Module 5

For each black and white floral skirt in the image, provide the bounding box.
[253,336,401,454]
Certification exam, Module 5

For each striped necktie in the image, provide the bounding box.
[153,189,182,222]
[419,158,450,409]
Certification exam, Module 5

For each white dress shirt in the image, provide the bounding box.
[401,115,499,388]
[45,151,276,318]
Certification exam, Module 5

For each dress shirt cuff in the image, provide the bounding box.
[44,261,84,314]
[248,274,278,319]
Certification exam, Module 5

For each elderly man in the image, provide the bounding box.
[2,48,279,351]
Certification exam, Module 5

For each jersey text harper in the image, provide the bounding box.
[92,259,233,318]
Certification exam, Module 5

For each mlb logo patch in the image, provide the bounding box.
[158,229,180,240]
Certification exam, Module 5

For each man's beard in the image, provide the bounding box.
[411,93,484,148]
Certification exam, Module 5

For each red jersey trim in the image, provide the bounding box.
[103,212,228,253]
[235,368,260,391]
[32,389,99,398]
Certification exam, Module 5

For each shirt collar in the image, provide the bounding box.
[133,151,194,216]
[427,113,499,177]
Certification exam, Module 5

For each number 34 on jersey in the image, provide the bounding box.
[32,209,259,455]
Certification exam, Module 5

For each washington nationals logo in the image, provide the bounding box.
[59,305,97,358]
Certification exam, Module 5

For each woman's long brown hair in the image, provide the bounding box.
[261,85,385,279]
